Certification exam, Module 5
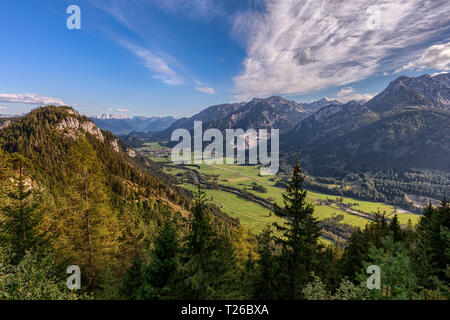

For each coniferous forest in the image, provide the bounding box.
[1,2,450,310]
[0,107,448,301]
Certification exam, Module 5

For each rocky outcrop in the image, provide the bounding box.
[0,120,11,130]
[110,139,121,153]
[126,148,137,158]
[55,116,104,142]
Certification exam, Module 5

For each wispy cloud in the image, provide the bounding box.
[0,93,65,105]
[232,0,450,100]
[117,108,130,113]
[333,87,375,103]
[148,0,225,21]
[195,86,216,94]
[94,0,218,92]
[395,42,450,73]
[0,106,6,110]
[119,40,184,86]
[95,0,225,93]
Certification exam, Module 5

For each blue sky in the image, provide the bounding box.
[0,0,449,118]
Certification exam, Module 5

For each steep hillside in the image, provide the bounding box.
[283,101,379,150]
[325,107,450,170]
[0,106,190,213]
[153,102,245,140]
[300,97,342,113]
[279,74,450,204]
[366,73,450,114]
[153,96,307,141]
[203,99,300,133]
[282,73,450,171]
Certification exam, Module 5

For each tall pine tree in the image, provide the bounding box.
[253,225,276,299]
[138,216,181,300]
[0,154,46,264]
[273,159,322,299]
[182,187,240,299]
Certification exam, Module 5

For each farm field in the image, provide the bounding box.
[142,144,422,239]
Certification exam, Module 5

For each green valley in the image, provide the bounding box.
[140,142,422,240]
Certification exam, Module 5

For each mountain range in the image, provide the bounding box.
[152,95,312,140]
[1,73,447,203]
[365,73,450,114]
[92,115,177,135]
[145,73,449,175]
[281,73,450,174]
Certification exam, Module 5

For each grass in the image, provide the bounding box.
[181,183,282,234]
[142,142,167,149]
[142,149,422,239]
[395,213,421,225]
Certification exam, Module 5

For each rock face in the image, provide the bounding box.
[0,120,11,130]
[56,116,105,142]
[110,139,121,153]
[126,148,136,158]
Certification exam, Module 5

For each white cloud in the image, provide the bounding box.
[232,0,450,100]
[149,0,224,21]
[193,78,203,86]
[333,87,375,103]
[195,86,216,94]
[0,93,65,105]
[95,1,214,92]
[394,42,450,73]
[0,106,6,110]
[117,108,130,113]
[119,40,184,85]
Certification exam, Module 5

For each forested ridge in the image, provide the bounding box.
[0,106,448,300]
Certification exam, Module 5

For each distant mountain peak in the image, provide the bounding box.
[366,72,450,114]
[299,97,342,113]
[92,113,130,120]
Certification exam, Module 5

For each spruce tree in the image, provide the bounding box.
[138,216,180,300]
[338,229,368,282]
[240,253,255,299]
[0,154,45,264]
[253,225,276,299]
[411,201,450,291]
[273,159,322,299]
[0,148,11,194]
[357,235,418,300]
[183,188,216,299]
[120,254,143,300]
[388,214,404,242]
[182,187,239,299]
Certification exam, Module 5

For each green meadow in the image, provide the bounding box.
[143,144,422,237]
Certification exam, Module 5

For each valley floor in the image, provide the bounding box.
[141,143,422,243]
